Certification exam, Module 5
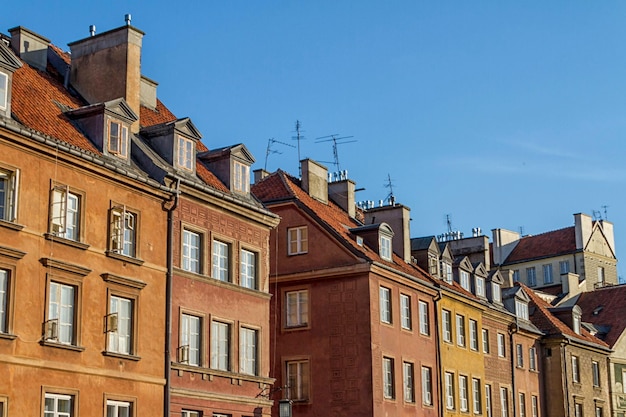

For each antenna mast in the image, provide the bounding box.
[314,134,356,172]
[264,138,295,171]
[384,173,395,205]
[292,121,305,177]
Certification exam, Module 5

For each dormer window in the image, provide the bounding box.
[573,312,581,334]
[380,235,392,261]
[233,161,250,193]
[476,276,485,297]
[460,271,470,291]
[107,119,129,159]
[515,300,529,320]
[492,282,502,303]
[0,72,7,111]
[177,135,194,171]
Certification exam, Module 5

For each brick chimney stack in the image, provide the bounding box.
[68,25,144,133]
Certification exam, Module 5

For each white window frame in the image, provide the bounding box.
[212,240,230,282]
[0,269,7,334]
[180,313,201,366]
[107,119,129,159]
[400,294,411,330]
[182,229,201,274]
[0,72,7,111]
[519,392,526,417]
[44,393,73,417]
[285,289,308,328]
[233,160,250,193]
[46,281,75,345]
[380,235,392,261]
[106,400,131,417]
[469,319,478,351]
[526,267,536,287]
[531,395,538,417]
[110,206,136,258]
[497,333,506,357]
[442,309,452,343]
[181,411,200,417]
[529,347,537,371]
[240,327,258,376]
[380,287,392,324]
[460,270,470,291]
[482,329,490,353]
[288,226,308,255]
[456,314,466,347]
[421,366,433,406]
[476,276,485,297]
[516,300,529,320]
[560,260,570,274]
[177,135,194,171]
[592,360,600,387]
[598,266,605,284]
[211,321,231,371]
[485,384,493,417]
[0,167,19,222]
[513,270,520,282]
[286,359,310,401]
[50,185,80,241]
[572,355,580,383]
[419,300,430,335]
[107,295,133,355]
[543,264,553,284]
[459,375,469,412]
[500,387,509,417]
[445,371,455,410]
[383,357,395,399]
[473,378,482,414]
[444,262,453,283]
[516,344,524,368]
[403,361,414,403]
[240,249,257,289]
[492,282,501,303]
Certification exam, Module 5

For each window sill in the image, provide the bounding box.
[0,220,24,231]
[102,351,141,361]
[105,251,144,266]
[171,362,274,385]
[44,234,90,250]
[0,332,17,341]
[40,340,85,352]
[283,323,310,332]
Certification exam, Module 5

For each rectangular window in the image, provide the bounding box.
[513,270,520,282]
[529,347,537,371]
[445,372,455,410]
[107,120,129,158]
[240,327,258,376]
[106,400,131,417]
[419,300,430,335]
[485,385,493,417]
[421,366,433,406]
[380,236,392,261]
[598,267,605,284]
[285,289,308,327]
[575,403,583,417]
[46,282,76,345]
[182,229,201,273]
[519,393,526,417]
[592,361,600,387]
[400,294,411,330]
[212,240,230,282]
[109,206,136,257]
[49,186,80,241]
[473,378,482,414]
[287,226,308,255]
[233,161,250,193]
[211,321,231,371]
[516,344,524,367]
[182,411,200,417]
[526,267,536,287]
[493,283,502,303]
[470,319,478,351]
[444,262,453,283]
[383,357,395,399]
[456,314,465,347]
[476,277,485,297]
[107,295,133,355]
[286,359,310,401]
[0,269,7,333]
[240,249,257,289]
[177,135,194,171]
[595,406,603,417]
[0,167,19,222]
[500,387,509,417]
[460,271,470,291]
[516,300,529,320]
[560,260,570,274]
[459,375,469,412]
[44,393,73,417]
[482,329,490,353]
[572,355,580,383]
[498,333,506,357]
[543,264,553,284]
[442,309,452,343]
[180,313,201,366]
[531,395,538,417]
[403,361,414,403]
[380,287,392,324]
[0,73,7,111]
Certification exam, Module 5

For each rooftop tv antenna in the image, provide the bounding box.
[384,173,395,205]
[264,138,295,171]
[446,214,454,233]
[602,205,609,220]
[315,134,356,172]
[292,120,305,177]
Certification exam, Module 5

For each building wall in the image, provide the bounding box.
[0,127,169,416]
[482,311,514,417]
[512,330,543,417]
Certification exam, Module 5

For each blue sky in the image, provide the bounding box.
[5,2,626,280]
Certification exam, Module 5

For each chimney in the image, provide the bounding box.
[364,203,411,263]
[140,75,158,110]
[328,178,356,218]
[253,168,269,184]
[574,213,592,251]
[8,26,50,71]
[491,228,520,265]
[68,24,144,132]
[301,159,328,204]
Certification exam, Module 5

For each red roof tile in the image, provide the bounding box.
[576,284,626,348]
[505,227,576,263]
[140,100,178,128]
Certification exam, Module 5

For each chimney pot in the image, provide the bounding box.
[89,25,96,36]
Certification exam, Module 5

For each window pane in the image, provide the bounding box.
[0,270,7,333]
[182,230,201,273]
[0,73,7,110]
[212,241,229,281]
[240,249,256,289]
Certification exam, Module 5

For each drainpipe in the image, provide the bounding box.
[509,321,519,417]
[561,340,571,417]
[433,290,443,417]
[164,178,180,417]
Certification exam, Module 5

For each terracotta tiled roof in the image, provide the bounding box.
[49,44,70,65]
[522,283,608,348]
[505,227,576,264]
[252,171,436,285]
[140,100,178,128]
[11,63,99,153]
[576,284,626,348]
